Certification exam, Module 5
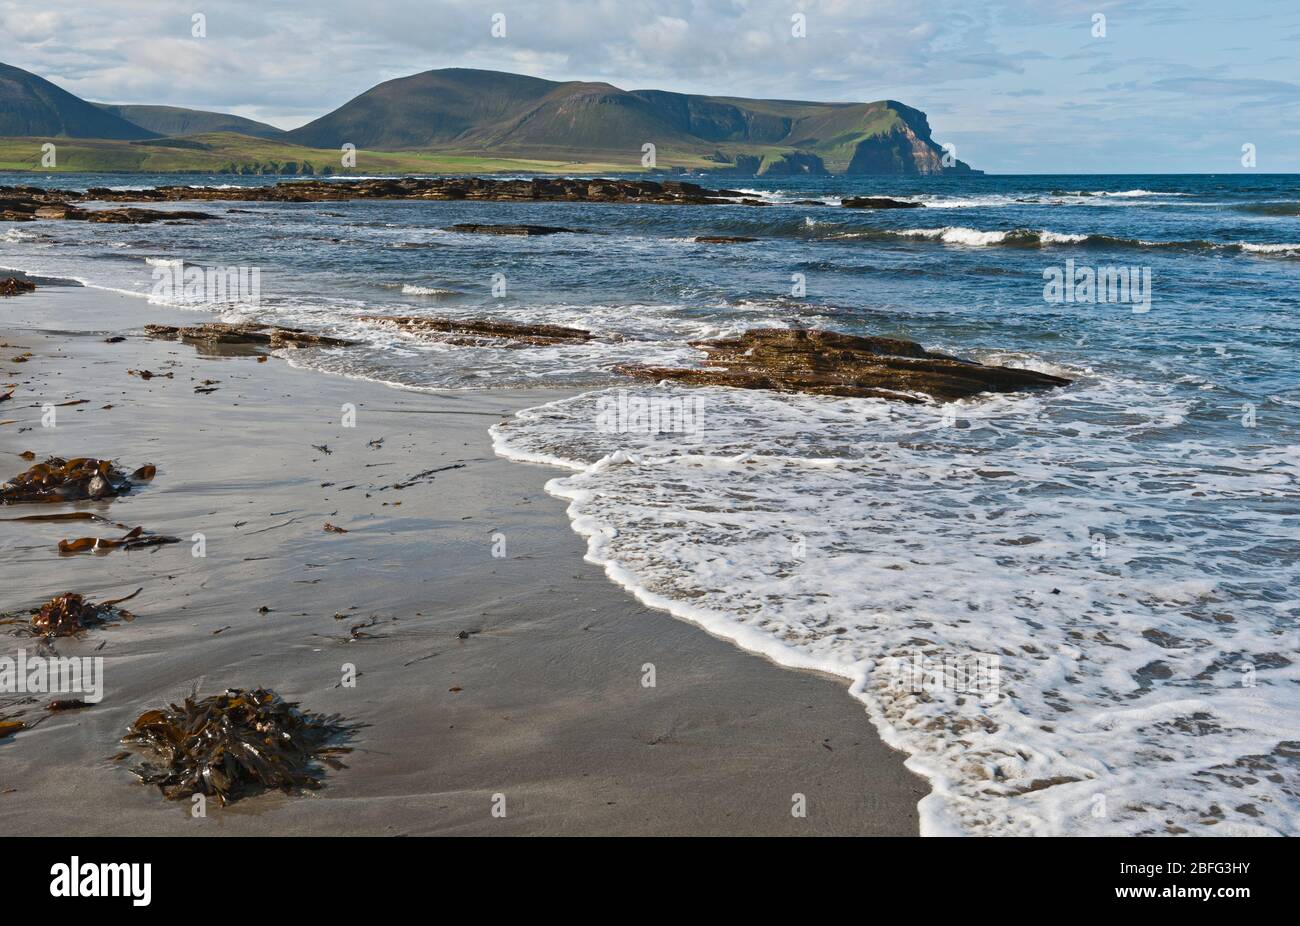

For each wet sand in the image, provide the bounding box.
[0,281,924,835]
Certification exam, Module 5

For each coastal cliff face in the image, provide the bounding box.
[845,103,974,175]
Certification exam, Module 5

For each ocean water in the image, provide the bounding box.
[3,171,1298,835]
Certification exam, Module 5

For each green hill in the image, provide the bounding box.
[0,61,156,140]
[0,132,638,175]
[287,68,977,175]
[92,103,287,140]
[0,61,978,175]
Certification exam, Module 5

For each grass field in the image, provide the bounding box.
[0,132,658,176]
[0,131,834,178]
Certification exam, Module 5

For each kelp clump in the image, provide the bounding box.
[0,276,36,297]
[30,590,138,636]
[0,457,155,504]
[122,688,353,804]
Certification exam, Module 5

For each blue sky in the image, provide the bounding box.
[2,0,1298,172]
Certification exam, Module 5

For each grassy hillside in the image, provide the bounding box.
[93,103,287,140]
[0,62,977,176]
[287,69,561,150]
[0,61,154,140]
[0,132,648,175]
[285,68,976,175]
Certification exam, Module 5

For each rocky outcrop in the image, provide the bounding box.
[70,177,751,205]
[845,103,979,176]
[0,276,35,296]
[0,190,213,224]
[357,315,594,348]
[842,197,922,209]
[616,328,1070,402]
[144,322,353,350]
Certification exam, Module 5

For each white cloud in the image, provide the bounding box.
[0,0,1295,170]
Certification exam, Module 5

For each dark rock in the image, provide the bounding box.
[0,192,213,224]
[1,176,746,209]
[694,235,758,244]
[82,207,214,224]
[444,224,584,236]
[357,314,594,347]
[144,322,353,350]
[842,197,923,209]
[616,327,1071,402]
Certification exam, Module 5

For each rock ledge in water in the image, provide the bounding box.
[841,197,923,209]
[357,314,594,347]
[444,223,584,236]
[144,322,353,350]
[616,327,1070,402]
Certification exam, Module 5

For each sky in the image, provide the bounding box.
[2,0,1298,173]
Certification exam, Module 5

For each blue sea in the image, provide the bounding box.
[3,171,1298,834]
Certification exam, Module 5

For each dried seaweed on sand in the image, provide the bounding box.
[122,688,355,804]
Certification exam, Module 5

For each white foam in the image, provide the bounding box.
[1240,242,1300,254]
[492,377,1300,836]
[899,226,1013,246]
[398,284,459,296]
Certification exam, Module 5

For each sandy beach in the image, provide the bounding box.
[0,279,923,835]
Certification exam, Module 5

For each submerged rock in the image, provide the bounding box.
[122,687,354,804]
[357,314,595,347]
[842,197,923,209]
[616,327,1071,402]
[0,276,36,296]
[0,192,213,224]
[444,223,584,236]
[694,235,758,244]
[82,207,214,224]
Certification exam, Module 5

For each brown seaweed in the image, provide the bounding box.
[27,589,141,637]
[48,699,90,712]
[0,719,23,739]
[121,687,355,804]
[58,526,180,554]
[0,276,36,297]
[0,457,154,504]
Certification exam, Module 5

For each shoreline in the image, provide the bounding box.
[0,281,924,835]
